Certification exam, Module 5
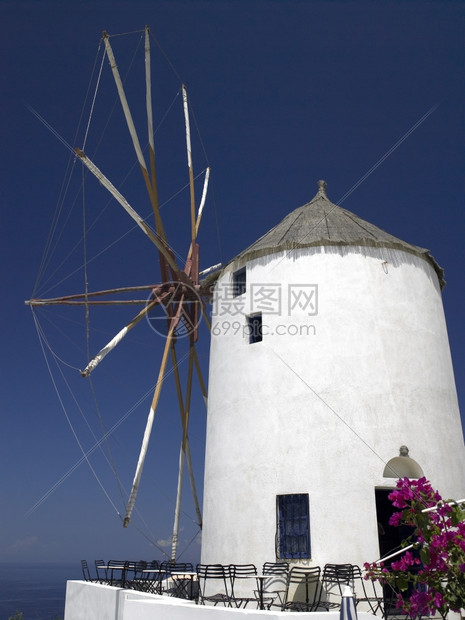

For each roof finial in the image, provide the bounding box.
[399,445,409,457]
[317,179,327,198]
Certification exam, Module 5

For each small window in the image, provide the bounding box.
[276,493,311,559]
[232,267,246,297]
[247,313,262,344]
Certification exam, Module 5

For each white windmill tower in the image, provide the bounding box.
[201,180,465,569]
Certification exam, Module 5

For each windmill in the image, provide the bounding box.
[26,27,216,561]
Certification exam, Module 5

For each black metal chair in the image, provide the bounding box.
[164,562,196,599]
[260,561,289,609]
[106,559,129,587]
[197,564,233,607]
[282,565,322,612]
[351,564,384,615]
[124,561,147,590]
[81,560,98,582]
[137,560,164,594]
[319,563,353,610]
[94,559,108,584]
[229,564,260,608]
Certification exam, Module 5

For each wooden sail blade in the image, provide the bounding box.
[178,167,210,294]
[144,27,167,244]
[192,345,208,409]
[123,296,185,528]
[27,297,155,308]
[182,85,197,262]
[102,31,148,173]
[26,284,162,306]
[81,298,160,377]
[171,441,186,561]
[185,437,202,528]
[182,345,203,526]
[103,29,170,279]
[185,167,210,267]
[196,166,210,235]
[199,299,212,332]
[74,148,181,276]
[170,344,197,561]
[171,344,205,530]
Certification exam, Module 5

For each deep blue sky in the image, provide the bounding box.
[1,1,464,567]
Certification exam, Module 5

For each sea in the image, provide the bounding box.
[0,563,81,620]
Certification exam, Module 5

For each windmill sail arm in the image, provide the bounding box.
[104,29,168,257]
[144,27,167,245]
[124,337,172,527]
[197,166,210,228]
[81,286,176,377]
[171,443,186,561]
[185,439,202,527]
[103,31,147,173]
[26,284,163,305]
[82,325,130,377]
[74,148,181,276]
[124,297,185,527]
[182,85,197,253]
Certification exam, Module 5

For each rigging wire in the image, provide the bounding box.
[148,29,183,85]
[267,103,440,276]
[28,308,198,540]
[336,103,439,206]
[82,44,106,150]
[82,154,128,512]
[176,526,202,561]
[28,310,122,519]
[30,38,106,298]
[267,346,392,471]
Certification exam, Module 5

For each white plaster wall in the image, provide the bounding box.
[64,581,121,620]
[64,580,379,620]
[201,246,465,569]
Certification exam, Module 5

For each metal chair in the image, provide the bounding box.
[197,564,233,607]
[351,564,384,615]
[164,562,196,599]
[229,564,260,608]
[94,559,108,584]
[260,561,289,609]
[106,559,129,586]
[81,560,97,582]
[282,565,322,612]
[138,560,164,594]
[319,563,353,610]
[124,561,147,590]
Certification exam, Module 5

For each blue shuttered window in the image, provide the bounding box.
[247,313,263,344]
[277,494,311,559]
[233,267,246,297]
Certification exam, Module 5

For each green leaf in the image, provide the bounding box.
[396,575,409,592]
[420,547,430,566]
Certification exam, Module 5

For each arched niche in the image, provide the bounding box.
[383,445,424,479]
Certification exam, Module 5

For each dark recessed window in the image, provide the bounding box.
[232,267,246,297]
[247,313,262,344]
[276,493,311,559]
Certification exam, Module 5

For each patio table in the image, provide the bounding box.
[169,571,198,600]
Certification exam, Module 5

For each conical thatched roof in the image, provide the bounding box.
[227,180,445,288]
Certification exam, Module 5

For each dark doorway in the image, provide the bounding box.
[375,488,417,616]
[376,488,399,559]
[375,488,415,559]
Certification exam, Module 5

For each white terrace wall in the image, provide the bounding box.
[64,580,380,620]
